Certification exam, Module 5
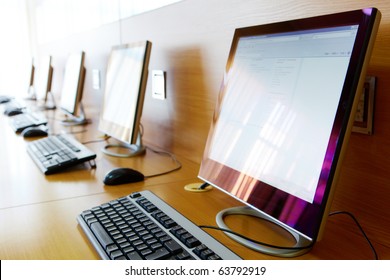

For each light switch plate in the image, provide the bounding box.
[152,70,166,100]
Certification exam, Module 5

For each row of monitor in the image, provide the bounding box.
[27,41,151,155]
[27,53,85,120]
[26,8,381,257]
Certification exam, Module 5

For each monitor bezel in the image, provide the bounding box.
[198,8,381,244]
[98,41,152,147]
[29,61,35,87]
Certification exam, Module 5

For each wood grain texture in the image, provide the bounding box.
[32,0,390,258]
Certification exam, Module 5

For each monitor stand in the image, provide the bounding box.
[61,102,89,126]
[39,91,56,110]
[102,132,146,158]
[216,206,313,257]
[24,86,36,100]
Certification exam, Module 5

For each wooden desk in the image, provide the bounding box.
[0,106,199,209]
[0,105,388,260]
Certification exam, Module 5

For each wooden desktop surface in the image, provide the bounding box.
[0,104,388,260]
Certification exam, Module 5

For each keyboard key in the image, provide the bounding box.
[185,237,201,248]
[193,244,208,257]
[208,254,222,260]
[164,239,183,254]
[107,244,119,253]
[145,247,170,260]
[200,249,215,260]
[175,251,194,260]
[90,222,114,250]
[127,251,143,260]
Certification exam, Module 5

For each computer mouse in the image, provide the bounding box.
[4,107,23,116]
[21,127,48,138]
[103,167,145,185]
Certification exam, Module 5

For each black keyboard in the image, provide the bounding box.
[10,112,48,132]
[77,190,242,260]
[27,134,96,175]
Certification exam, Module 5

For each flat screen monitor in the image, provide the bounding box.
[60,51,87,125]
[28,59,35,94]
[29,58,35,87]
[198,8,381,257]
[35,56,54,108]
[24,58,36,100]
[99,41,152,157]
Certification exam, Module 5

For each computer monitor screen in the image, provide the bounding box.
[60,51,86,124]
[198,8,380,257]
[35,56,53,103]
[99,41,152,157]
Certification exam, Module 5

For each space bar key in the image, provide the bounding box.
[90,222,114,249]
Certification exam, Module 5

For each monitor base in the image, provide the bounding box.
[61,102,90,126]
[102,132,146,158]
[24,86,36,100]
[38,104,56,111]
[102,143,146,158]
[61,117,90,126]
[38,91,56,111]
[216,206,313,257]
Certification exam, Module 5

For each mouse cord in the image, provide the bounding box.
[144,146,182,179]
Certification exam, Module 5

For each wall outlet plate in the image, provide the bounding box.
[152,70,166,100]
[92,69,101,90]
[352,76,376,135]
